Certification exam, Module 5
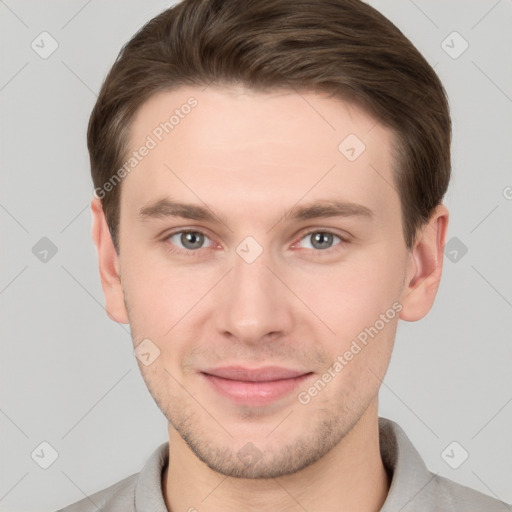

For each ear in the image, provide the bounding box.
[399,204,449,321]
[91,198,129,324]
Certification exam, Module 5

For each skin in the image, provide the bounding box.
[91,85,448,512]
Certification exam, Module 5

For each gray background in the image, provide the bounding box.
[1,1,511,511]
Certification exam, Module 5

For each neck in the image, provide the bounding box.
[162,400,389,512]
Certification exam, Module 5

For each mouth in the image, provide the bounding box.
[200,366,314,406]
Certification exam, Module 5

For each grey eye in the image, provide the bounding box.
[300,232,341,250]
[169,231,212,250]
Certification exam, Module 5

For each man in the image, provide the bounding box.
[59,0,510,510]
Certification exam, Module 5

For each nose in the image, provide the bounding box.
[214,246,294,345]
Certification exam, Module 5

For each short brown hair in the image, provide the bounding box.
[88,0,451,252]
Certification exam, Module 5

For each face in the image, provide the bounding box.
[94,85,440,479]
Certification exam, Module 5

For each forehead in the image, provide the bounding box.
[121,85,399,223]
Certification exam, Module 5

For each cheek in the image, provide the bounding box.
[121,244,199,321]
[120,249,217,368]
[289,252,405,339]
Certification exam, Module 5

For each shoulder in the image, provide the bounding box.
[56,442,169,512]
[56,473,138,512]
[379,418,510,512]
[429,473,510,512]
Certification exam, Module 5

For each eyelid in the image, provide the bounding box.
[162,226,214,241]
[298,227,351,241]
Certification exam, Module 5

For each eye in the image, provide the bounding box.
[167,230,214,251]
[297,231,343,251]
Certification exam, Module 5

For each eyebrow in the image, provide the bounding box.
[138,197,374,225]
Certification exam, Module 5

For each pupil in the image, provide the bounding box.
[312,232,332,250]
[182,232,203,249]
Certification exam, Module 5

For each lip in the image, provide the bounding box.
[201,366,314,406]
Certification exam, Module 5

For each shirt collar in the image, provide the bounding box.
[135,440,169,512]
[379,417,440,512]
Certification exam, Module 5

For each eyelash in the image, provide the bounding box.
[162,228,349,257]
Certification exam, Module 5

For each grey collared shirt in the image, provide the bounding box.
[57,418,510,512]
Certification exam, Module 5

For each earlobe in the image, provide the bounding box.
[90,198,129,324]
[399,204,449,322]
